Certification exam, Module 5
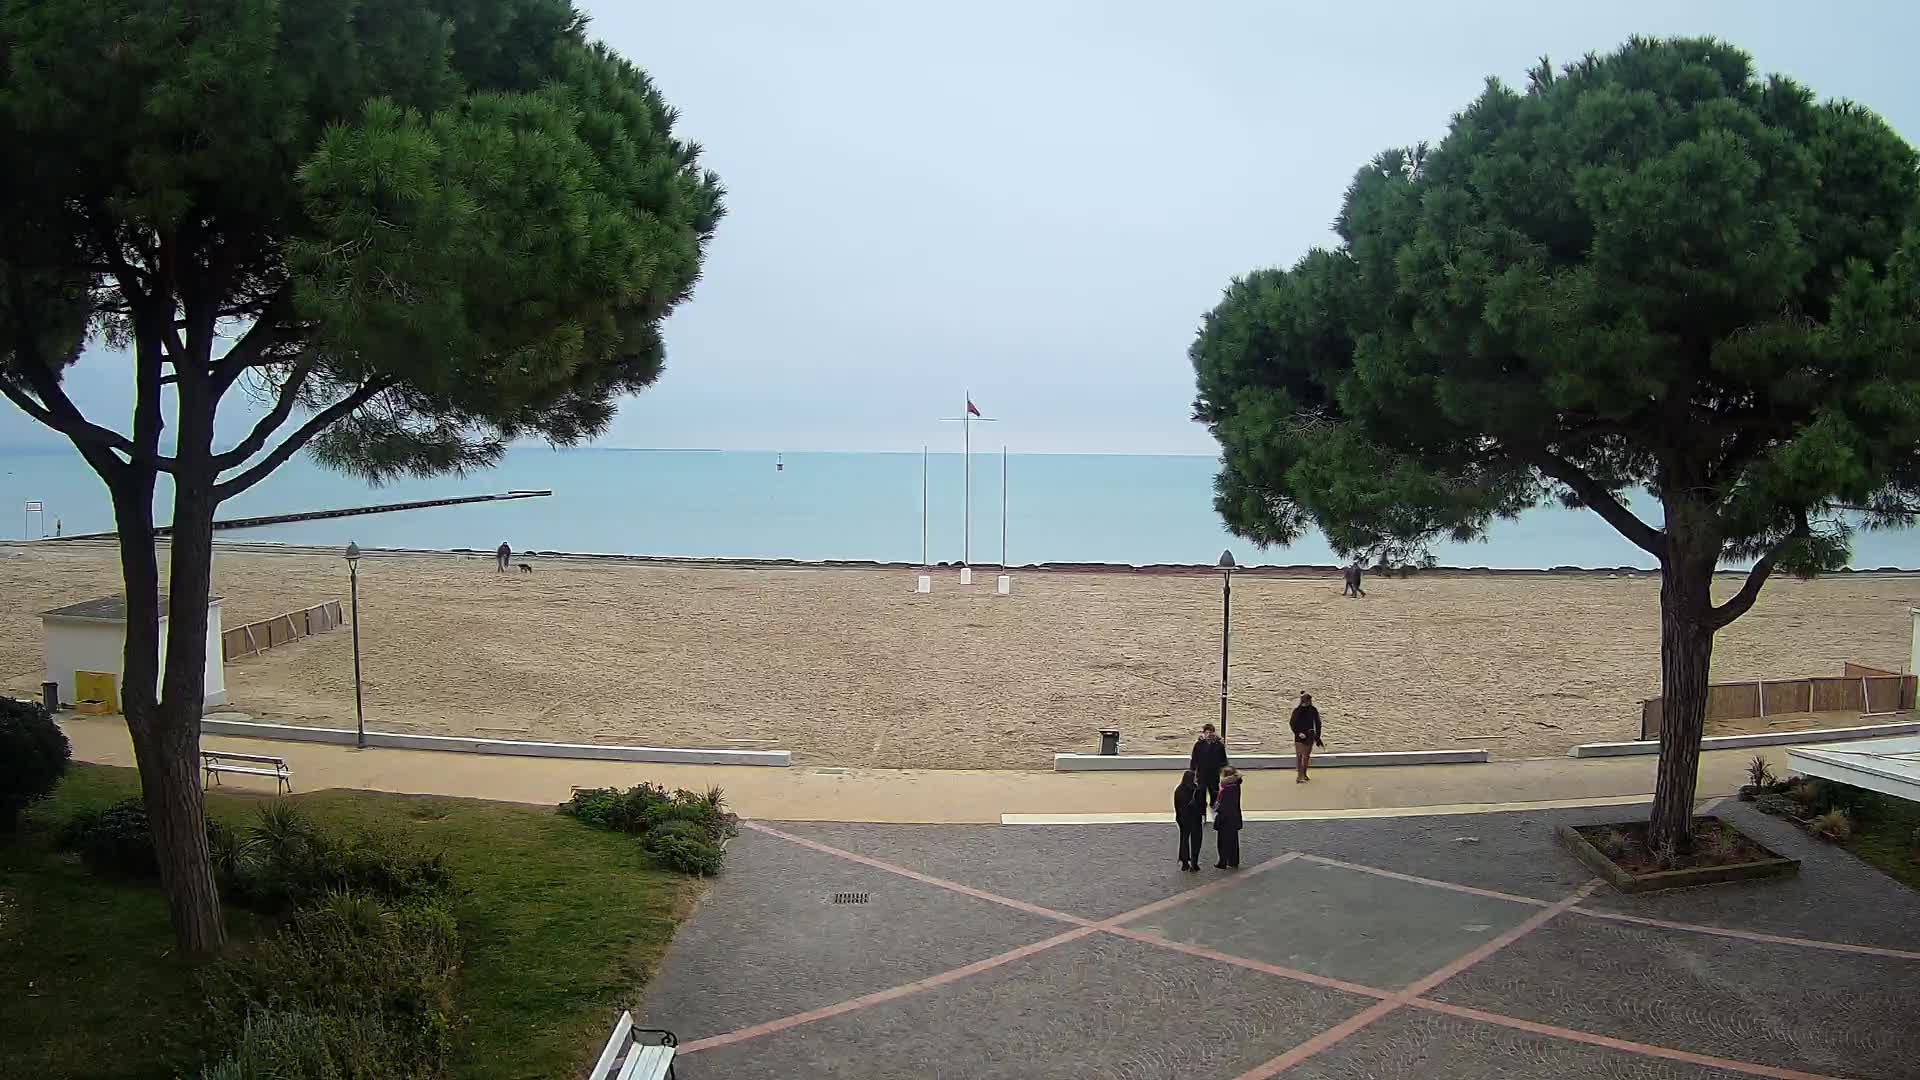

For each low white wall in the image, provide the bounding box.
[1053,749,1489,771]
[199,717,792,766]
[1568,719,1920,758]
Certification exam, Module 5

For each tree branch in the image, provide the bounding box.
[1707,514,1809,631]
[210,289,295,393]
[213,378,394,502]
[210,356,316,470]
[3,365,152,464]
[1527,448,1665,557]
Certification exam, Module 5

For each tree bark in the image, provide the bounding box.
[1648,505,1721,856]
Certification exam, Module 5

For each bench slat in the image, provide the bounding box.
[617,1044,673,1080]
[203,752,288,766]
[205,765,284,778]
[587,1011,634,1080]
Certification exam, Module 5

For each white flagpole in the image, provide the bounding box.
[963,390,971,567]
[1001,445,1008,568]
[921,445,928,567]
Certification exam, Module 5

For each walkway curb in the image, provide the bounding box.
[1053,749,1490,771]
[198,717,793,766]
[1568,719,1920,758]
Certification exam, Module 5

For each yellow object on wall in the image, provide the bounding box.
[75,670,118,713]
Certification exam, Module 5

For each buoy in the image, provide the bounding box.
[776,453,783,472]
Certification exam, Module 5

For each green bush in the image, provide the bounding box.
[642,818,724,875]
[59,798,160,878]
[221,803,452,913]
[0,696,70,833]
[200,891,460,1079]
[559,783,736,874]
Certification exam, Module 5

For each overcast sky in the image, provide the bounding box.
[11,0,1920,455]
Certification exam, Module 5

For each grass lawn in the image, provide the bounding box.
[0,764,701,1080]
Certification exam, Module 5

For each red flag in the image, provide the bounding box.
[966,399,981,417]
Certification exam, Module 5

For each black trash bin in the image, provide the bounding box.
[1098,728,1120,755]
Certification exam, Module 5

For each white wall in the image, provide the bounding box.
[41,599,227,710]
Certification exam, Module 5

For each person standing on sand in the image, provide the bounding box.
[1190,722,1229,811]
[496,541,511,572]
[1343,563,1366,597]
[1174,769,1207,872]
[1213,767,1244,869]
[1291,692,1324,783]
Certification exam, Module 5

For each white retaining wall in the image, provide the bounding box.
[1054,749,1489,771]
[1568,719,1920,758]
[198,717,792,766]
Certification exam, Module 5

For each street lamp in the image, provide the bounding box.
[345,542,365,749]
[1217,549,1235,740]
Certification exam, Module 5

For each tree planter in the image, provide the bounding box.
[1556,817,1799,894]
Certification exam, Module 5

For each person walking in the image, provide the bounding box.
[1291,692,1324,783]
[1189,722,1229,811]
[496,541,511,572]
[1343,563,1366,597]
[1174,769,1207,872]
[1213,767,1244,869]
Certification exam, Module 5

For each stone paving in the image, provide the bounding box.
[642,801,1920,1079]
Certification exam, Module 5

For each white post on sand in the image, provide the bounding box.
[915,573,932,594]
[997,444,1012,596]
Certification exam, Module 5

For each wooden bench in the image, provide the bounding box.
[588,1011,677,1080]
[200,750,292,795]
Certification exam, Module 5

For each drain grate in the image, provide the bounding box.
[831,892,870,905]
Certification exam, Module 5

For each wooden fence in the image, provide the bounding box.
[222,600,344,662]
[1639,663,1917,738]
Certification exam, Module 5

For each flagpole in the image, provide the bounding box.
[1001,444,1008,568]
[921,445,928,567]
[963,390,971,567]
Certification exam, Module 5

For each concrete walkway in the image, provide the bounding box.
[64,716,1782,822]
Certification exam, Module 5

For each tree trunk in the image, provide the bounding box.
[1648,509,1720,856]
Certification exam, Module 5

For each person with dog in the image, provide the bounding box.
[496,541,511,572]
[1291,692,1324,782]
[1189,722,1229,811]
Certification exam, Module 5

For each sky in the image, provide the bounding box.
[10,0,1920,455]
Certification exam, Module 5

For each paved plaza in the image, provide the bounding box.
[643,801,1920,1079]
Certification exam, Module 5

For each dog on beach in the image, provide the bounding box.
[517,562,533,575]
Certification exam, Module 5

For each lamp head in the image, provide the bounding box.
[345,541,361,565]
[1217,549,1236,571]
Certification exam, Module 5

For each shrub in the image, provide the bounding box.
[200,891,460,1079]
[643,819,724,875]
[1786,779,1823,807]
[1745,755,1776,789]
[220,803,452,913]
[1591,829,1630,859]
[59,798,160,878]
[1810,808,1854,843]
[0,696,70,833]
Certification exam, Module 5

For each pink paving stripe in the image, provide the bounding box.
[1293,853,1553,908]
[1106,927,1392,1000]
[1409,1000,1843,1080]
[677,926,1097,1054]
[1571,907,1920,961]
[1105,852,1301,926]
[743,821,1096,927]
[1230,882,1599,1080]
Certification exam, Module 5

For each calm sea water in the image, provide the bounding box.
[3,445,1916,569]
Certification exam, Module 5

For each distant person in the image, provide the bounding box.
[53,518,60,537]
[496,541,511,572]
[1174,769,1207,872]
[1190,722,1229,811]
[1213,767,1244,869]
[1291,692,1324,783]
[1342,563,1366,598]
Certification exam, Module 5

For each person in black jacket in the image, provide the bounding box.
[1290,692,1324,783]
[1174,769,1207,871]
[1213,767,1244,869]
[1189,723,1229,811]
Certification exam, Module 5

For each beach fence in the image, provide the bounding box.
[221,601,344,662]
[1638,662,1917,739]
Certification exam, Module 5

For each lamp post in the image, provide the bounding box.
[346,542,365,749]
[1217,549,1235,740]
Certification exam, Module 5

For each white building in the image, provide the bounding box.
[41,594,227,711]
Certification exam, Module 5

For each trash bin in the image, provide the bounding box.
[1098,728,1120,756]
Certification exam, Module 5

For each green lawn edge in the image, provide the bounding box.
[0,765,703,1080]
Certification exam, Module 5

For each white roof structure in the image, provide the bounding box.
[1788,735,1920,803]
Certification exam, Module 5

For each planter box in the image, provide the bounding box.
[1555,817,1800,894]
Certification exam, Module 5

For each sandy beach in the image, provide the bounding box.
[3,542,1915,769]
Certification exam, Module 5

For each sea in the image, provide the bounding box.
[3,445,1917,570]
